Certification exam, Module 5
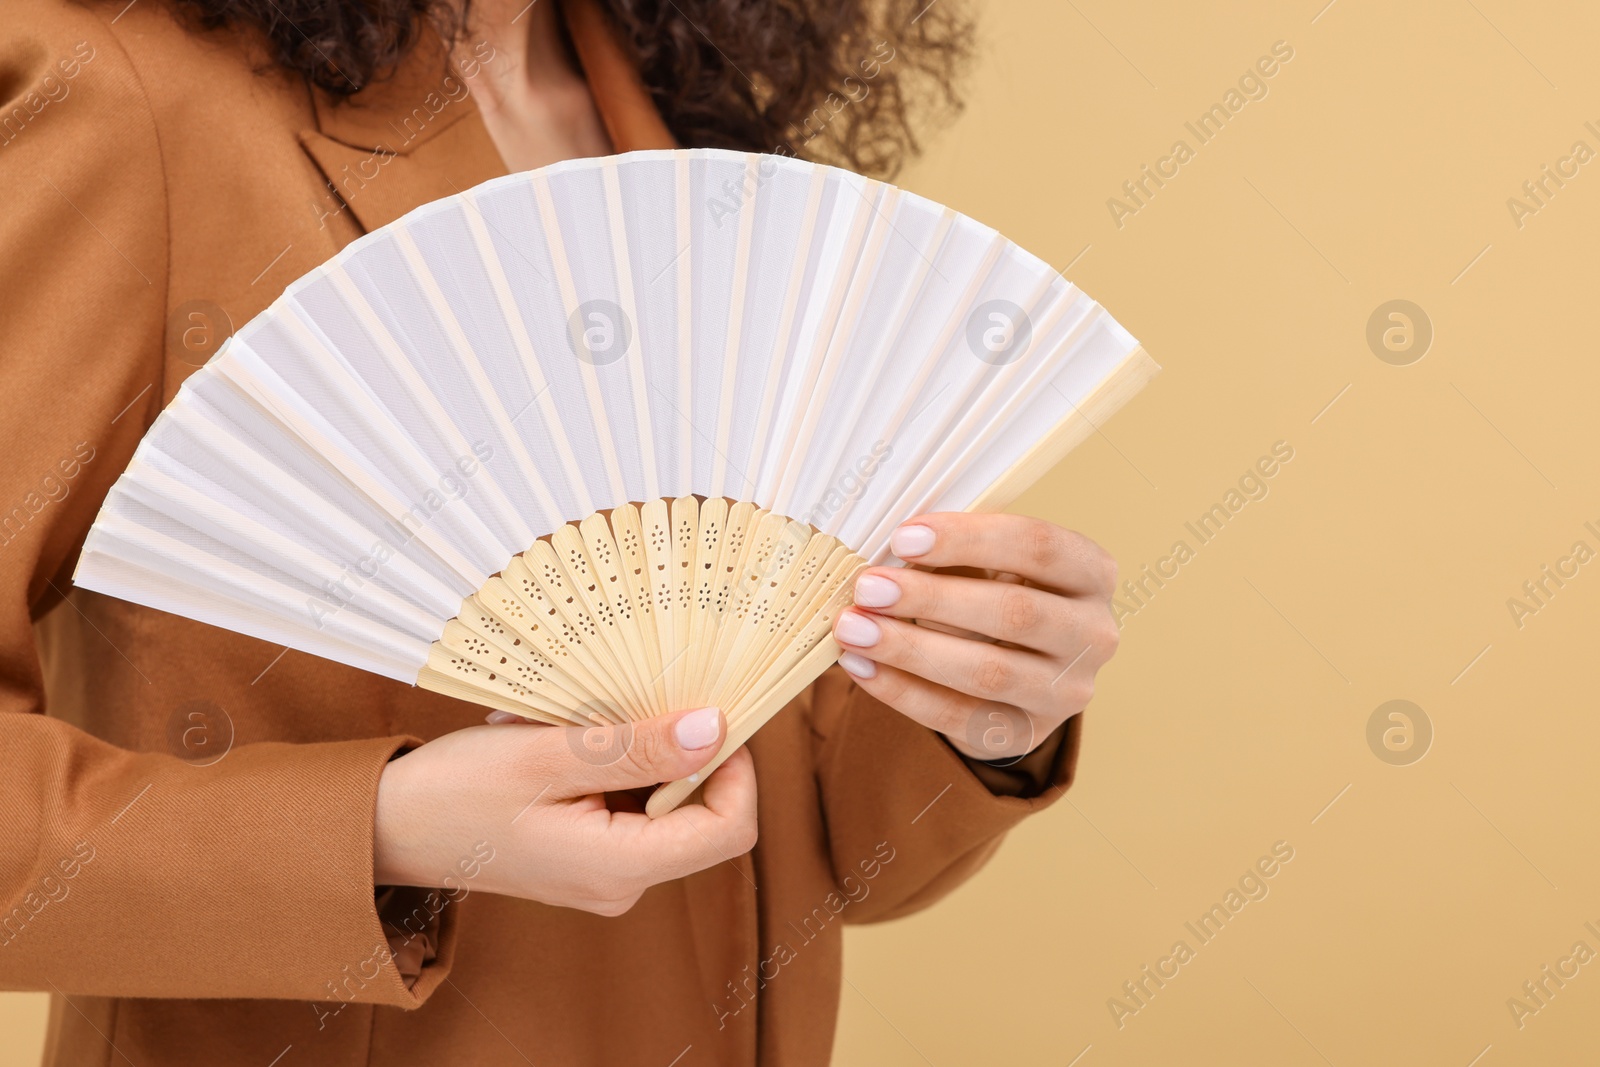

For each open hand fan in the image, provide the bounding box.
[75,148,1157,815]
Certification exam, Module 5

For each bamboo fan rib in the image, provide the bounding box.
[74,149,1158,817]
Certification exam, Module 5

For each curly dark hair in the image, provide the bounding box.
[161,0,972,178]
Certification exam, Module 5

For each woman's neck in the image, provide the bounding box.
[455,0,612,172]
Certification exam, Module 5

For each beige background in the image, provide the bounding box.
[6,0,1600,1063]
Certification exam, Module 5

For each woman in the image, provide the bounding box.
[0,0,1121,1062]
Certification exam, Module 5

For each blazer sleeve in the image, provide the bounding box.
[0,4,453,1008]
[808,665,1081,924]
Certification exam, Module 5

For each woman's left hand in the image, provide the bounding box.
[832,513,1121,763]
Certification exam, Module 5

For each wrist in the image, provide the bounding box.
[374,751,428,888]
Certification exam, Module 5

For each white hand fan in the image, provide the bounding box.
[75,148,1157,815]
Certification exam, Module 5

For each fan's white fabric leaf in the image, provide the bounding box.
[75,148,1146,686]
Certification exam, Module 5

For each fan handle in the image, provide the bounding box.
[646,637,843,817]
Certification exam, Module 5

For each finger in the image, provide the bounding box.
[693,743,757,818]
[596,747,760,884]
[888,513,1117,595]
[851,567,1083,653]
[544,706,726,799]
[834,658,1043,761]
[834,607,1071,711]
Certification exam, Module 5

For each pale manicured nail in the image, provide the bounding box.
[890,524,936,559]
[854,573,900,608]
[835,611,881,648]
[838,651,877,679]
[674,706,722,750]
[485,710,522,725]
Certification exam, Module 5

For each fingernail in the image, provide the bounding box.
[835,610,881,648]
[485,710,522,724]
[674,706,722,750]
[838,651,877,679]
[891,524,936,559]
[854,573,900,608]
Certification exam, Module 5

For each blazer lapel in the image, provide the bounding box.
[561,0,677,152]
[299,0,676,236]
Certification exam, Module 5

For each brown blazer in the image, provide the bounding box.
[0,0,1081,1063]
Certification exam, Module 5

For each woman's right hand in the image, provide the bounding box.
[373,706,757,915]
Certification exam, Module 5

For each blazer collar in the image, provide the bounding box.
[300,0,676,233]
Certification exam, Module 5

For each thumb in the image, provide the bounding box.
[549,706,725,798]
